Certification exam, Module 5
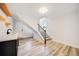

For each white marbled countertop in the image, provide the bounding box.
[0,33,18,42]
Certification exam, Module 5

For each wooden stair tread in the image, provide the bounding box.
[69,48,77,56]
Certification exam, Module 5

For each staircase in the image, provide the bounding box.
[0,16,12,27]
[11,14,51,45]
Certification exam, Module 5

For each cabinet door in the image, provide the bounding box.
[0,40,17,56]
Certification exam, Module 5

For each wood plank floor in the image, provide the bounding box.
[18,38,79,56]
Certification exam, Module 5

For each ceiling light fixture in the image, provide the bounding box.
[39,7,48,14]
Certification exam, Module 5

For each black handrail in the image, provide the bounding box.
[38,24,46,47]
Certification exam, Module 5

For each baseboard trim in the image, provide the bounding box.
[53,39,79,49]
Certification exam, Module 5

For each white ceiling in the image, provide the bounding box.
[7,3,78,20]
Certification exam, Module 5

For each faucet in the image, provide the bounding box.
[7,29,12,35]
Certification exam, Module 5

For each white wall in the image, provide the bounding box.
[77,4,79,47]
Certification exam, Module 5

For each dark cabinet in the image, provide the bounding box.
[0,40,18,56]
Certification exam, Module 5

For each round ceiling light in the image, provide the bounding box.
[39,7,48,14]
